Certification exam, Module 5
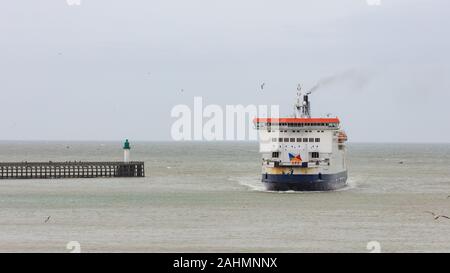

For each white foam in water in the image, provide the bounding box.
[229,176,266,192]
[229,175,357,193]
[344,177,358,190]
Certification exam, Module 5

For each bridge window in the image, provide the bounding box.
[290,138,295,142]
[278,138,283,142]
[297,138,302,142]
[303,138,308,142]
[284,138,289,142]
[311,152,319,158]
[272,152,279,158]
[315,138,320,142]
[309,138,314,142]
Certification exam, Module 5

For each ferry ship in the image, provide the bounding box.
[254,87,348,191]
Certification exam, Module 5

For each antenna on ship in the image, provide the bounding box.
[294,84,311,118]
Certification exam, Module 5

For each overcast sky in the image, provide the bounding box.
[1,0,449,142]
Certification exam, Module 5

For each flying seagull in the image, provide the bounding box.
[44,216,51,223]
[425,211,450,220]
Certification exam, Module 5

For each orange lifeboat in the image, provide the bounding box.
[338,131,348,143]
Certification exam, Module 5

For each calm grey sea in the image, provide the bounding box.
[0,141,449,252]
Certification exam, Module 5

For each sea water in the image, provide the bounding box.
[0,141,449,252]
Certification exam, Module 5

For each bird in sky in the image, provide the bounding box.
[425,211,450,220]
[260,83,265,90]
[44,216,51,223]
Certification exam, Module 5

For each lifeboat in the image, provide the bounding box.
[338,131,348,143]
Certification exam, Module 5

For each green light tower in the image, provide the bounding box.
[123,139,130,162]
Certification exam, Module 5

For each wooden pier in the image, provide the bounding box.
[0,161,145,179]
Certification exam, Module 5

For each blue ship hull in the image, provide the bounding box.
[262,171,348,191]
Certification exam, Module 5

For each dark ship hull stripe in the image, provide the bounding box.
[262,171,348,191]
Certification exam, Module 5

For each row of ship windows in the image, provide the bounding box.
[272,152,320,158]
[265,123,337,127]
[268,130,325,133]
[272,138,320,143]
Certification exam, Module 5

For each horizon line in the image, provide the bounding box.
[0,140,449,145]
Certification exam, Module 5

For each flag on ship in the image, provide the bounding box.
[289,153,302,163]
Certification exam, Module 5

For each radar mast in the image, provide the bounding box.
[294,84,311,118]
